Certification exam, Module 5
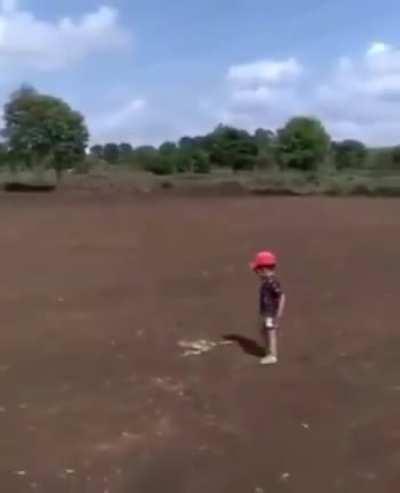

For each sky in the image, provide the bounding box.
[1,0,400,146]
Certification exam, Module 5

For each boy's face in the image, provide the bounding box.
[256,266,275,279]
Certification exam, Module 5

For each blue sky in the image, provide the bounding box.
[2,0,400,145]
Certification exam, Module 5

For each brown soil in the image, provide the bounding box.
[1,190,400,492]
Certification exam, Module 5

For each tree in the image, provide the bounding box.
[192,135,210,151]
[177,137,196,173]
[9,84,37,101]
[147,154,175,175]
[90,145,104,159]
[119,142,133,162]
[179,136,195,151]
[3,85,89,181]
[0,143,8,168]
[392,146,400,169]
[332,140,367,170]
[176,146,211,174]
[131,145,158,170]
[159,142,177,155]
[277,117,330,171]
[209,126,258,172]
[254,128,275,150]
[372,146,400,171]
[103,143,120,164]
[231,140,258,172]
[157,142,178,174]
[370,148,392,170]
[192,150,211,174]
[255,152,276,170]
[254,128,276,169]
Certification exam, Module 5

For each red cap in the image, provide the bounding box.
[250,251,277,271]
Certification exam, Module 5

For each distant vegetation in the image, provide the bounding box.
[1,85,88,183]
[1,85,400,195]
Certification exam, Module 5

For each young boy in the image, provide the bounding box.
[250,251,286,365]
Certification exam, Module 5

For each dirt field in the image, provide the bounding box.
[1,190,400,493]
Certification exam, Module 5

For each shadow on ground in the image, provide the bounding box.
[223,334,265,358]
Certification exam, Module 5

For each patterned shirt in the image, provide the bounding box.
[259,276,283,317]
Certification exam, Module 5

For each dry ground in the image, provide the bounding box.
[1,190,400,492]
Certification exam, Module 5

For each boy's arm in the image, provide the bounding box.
[277,293,286,319]
[271,279,285,319]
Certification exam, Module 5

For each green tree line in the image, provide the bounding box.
[91,119,400,175]
[1,85,400,181]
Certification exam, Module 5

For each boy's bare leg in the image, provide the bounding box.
[260,326,278,365]
[269,330,278,359]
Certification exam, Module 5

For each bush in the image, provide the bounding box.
[332,140,367,170]
[255,152,276,170]
[147,156,174,175]
[369,149,393,170]
[208,125,258,171]
[277,116,330,171]
[74,157,94,174]
[193,151,211,174]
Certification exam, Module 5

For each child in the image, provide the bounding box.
[250,251,286,365]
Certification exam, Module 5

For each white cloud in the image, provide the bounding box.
[232,86,276,104]
[219,57,305,132]
[82,41,400,147]
[100,98,147,131]
[89,96,213,146]
[227,58,303,86]
[314,42,400,143]
[365,42,400,74]
[367,42,390,57]
[216,42,400,146]
[231,85,302,111]
[1,0,17,14]
[0,2,130,71]
[90,98,148,141]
